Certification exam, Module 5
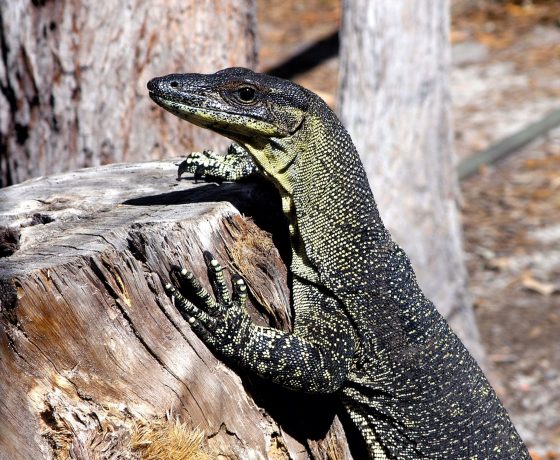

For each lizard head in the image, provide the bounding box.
[147,67,309,144]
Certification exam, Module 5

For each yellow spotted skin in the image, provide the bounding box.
[148,68,530,459]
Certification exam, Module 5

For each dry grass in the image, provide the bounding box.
[40,401,211,460]
[130,416,211,460]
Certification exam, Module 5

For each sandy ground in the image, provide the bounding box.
[463,127,560,453]
[257,0,560,454]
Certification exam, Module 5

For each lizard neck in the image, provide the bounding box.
[296,105,392,291]
[247,98,392,291]
[244,138,320,284]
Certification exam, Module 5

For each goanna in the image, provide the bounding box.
[147,68,530,459]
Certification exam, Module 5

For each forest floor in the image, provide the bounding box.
[257,0,560,455]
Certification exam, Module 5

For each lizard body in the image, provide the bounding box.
[147,68,529,459]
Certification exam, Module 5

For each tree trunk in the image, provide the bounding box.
[0,162,352,459]
[337,0,485,363]
[0,0,256,188]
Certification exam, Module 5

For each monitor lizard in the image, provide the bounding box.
[147,67,530,459]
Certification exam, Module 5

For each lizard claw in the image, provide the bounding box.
[177,150,219,181]
[176,144,258,182]
[164,251,251,358]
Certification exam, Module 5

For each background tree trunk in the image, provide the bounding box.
[0,162,352,459]
[338,0,485,363]
[0,0,256,188]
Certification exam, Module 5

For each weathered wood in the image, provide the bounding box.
[0,0,256,187]
[0,162,352,459]
[338,0,486,364]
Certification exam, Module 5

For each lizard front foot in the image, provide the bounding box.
[177,144,258,182]
[164,251,252,358]
[164,251,355,393]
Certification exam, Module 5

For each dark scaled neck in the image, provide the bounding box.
[290,97,393,291]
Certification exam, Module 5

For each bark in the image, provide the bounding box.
[0,162,352,459]
[338,0,485,363]
[0,0,256,188]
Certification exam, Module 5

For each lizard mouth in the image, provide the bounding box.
[147,72,308,141]
[147,78,284,139]
[149,91,248,120]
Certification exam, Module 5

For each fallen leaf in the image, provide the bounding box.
[486,256,511,271]
[521,272,558,296]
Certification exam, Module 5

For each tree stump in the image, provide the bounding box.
[0,161,351,459]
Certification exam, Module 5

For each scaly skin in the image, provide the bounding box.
[147,68,530,459]
[177,143,259,182]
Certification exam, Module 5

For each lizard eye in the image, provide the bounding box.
[237,86,256,103]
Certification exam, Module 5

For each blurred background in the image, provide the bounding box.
[1,0,559,457]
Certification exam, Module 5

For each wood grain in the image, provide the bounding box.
[0,161,351,459]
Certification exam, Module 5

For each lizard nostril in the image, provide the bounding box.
[170,81,179,88]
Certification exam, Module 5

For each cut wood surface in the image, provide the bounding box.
[0,162,351,459]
